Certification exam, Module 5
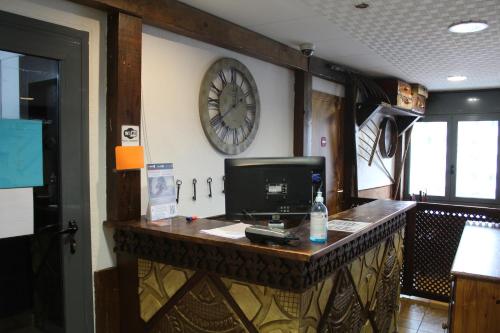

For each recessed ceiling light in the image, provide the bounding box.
[447,75,467,82]
[448,20,488,33]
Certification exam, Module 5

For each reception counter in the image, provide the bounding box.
[107,199,416,332]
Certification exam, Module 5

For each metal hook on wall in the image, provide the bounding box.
[176,179,182,203]
[192,178,197,201]
[207,177,213,198]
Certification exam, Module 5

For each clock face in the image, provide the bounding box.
[199,58,260,155]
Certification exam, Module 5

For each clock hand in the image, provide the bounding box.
[221,105,237,119]
[221,97,245,120]
[232,84,236,106]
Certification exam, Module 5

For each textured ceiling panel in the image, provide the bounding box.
[302,0,500,90]
[179,0,500,90]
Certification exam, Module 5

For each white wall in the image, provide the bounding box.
[356,112,395,190]
[141,26,294,218]
[312,76,345,98]
[0,0,295,271]
[0,0,110,271]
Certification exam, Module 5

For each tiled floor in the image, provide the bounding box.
[398,296,449,333]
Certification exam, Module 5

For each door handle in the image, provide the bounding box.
[450,164,455,176]
[59,219,78,254]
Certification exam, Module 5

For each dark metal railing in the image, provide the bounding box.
[401,202,500,302]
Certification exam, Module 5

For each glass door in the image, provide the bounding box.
[0,50,64,333]
[0,10,93,333]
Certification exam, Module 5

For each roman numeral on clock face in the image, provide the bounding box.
[244,114,253,132]
[208,97,219,110]
[232,128,240,145]
[230,68,237,84]
[210,114,223,127]
[219,125,229,142]
[246,103,256,112]
[217,70,227,86]
[210,82,221,95]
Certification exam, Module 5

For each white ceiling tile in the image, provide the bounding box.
[179,0,316,27]
[302,0,500,90]
[249,15,342,46]
[314,35,374,58]
[179,0,500,91]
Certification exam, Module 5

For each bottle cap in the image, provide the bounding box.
[315,191,324,203]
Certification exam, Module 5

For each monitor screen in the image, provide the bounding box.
[224,157,325,219]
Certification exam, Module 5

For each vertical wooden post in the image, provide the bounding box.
[94,268,120,333]
[106,11,142,222]
[293,70,312,156]
[116,253,143,332]
[342,81,358,208]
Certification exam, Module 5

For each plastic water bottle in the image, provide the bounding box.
[310,191,328,242]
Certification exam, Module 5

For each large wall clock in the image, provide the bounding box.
[199,58,260,155]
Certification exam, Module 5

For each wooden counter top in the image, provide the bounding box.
[107,199,414,291]
[106,199,415,262]
[451,221,500,282]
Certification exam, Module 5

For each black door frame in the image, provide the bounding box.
[0,10,93,332]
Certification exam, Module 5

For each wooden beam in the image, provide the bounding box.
[70,0,307,71]
[293,70,313,156]
[309,56,346,84]
[342,80,358,208]
[106,11,142,221]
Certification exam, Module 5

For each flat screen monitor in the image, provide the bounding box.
[224,157,325,220]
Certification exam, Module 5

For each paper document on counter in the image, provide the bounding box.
[200,223,252,239]
[0,188,33,239]
[328,220,371,233]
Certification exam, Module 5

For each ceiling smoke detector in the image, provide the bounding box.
[355,3,369,9]
[448,20,488,33]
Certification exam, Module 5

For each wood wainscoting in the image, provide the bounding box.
[94,267,120,333]
[358,185,393,200]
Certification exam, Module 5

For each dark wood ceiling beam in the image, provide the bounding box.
[309,56,346,84]
[71,0,308,71]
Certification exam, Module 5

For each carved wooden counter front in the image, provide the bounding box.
[108,199,416,333]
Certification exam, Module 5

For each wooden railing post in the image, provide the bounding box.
[402,205,417,296]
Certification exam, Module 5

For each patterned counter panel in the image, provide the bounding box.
[137,228,404,333]
[114,211,407,294]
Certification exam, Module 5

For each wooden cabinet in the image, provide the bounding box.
[377,79,413,110]
[411,84,427,114]
[452,277,500,333]
[450,222,500,333]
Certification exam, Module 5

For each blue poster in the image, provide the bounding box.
[0,119,43,188]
